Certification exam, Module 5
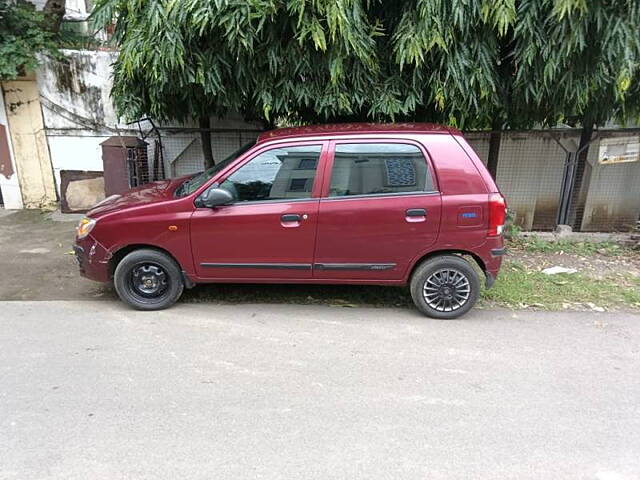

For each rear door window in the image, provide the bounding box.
[328,143,433,197]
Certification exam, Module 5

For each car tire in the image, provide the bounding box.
[114,249,184,311]
[410,255,480,319]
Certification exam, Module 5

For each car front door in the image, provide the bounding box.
[313,140,442,281]
[191,142,328,280]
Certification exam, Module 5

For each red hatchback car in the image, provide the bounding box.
[74,123,506,318]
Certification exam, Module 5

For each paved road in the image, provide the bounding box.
[1,302,639,480]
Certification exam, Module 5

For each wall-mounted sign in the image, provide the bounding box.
[598,137,640,164]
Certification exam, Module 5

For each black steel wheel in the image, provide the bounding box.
[114,249,184,310]
[128,262,169,298]
[410,255,479,319]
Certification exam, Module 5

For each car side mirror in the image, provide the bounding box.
[200,187,234,208]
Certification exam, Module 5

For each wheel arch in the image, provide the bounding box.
[407,249,487,284]
[108,244,184,279]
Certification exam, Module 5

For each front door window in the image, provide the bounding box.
[220,145,322,202]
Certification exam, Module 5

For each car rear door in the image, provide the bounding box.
[313,139,442,281]
[190,141,328,280]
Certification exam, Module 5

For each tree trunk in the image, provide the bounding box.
[199,116,214,169]
[567,117,594,230]
[486,126,502,179]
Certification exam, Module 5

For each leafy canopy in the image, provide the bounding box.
[512,0,640,125]
[91,0,640,128]
[0,0,58,79]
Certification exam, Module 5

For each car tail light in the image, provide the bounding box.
[488,193,506,236]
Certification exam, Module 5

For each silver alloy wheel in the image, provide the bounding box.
[422,268,471,312]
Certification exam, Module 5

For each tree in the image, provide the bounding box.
[512,0,640,127]
[90,0,388,167]
[0,0,58,79]
[511,0,640,227]
[90,0,640,176]
[90,0,507,126]
[389,0,640,179]
[384,0,515,179]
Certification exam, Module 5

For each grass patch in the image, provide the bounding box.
[483,261,640,310]
[509,235,634,257]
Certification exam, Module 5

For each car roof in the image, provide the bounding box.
[256,123,458,143]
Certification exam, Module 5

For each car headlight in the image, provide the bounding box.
[76,217,97,240]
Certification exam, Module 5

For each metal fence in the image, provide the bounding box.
[104,124,262,189]
[466,128,640,232]
[145,126,262,179]
[105,125,640,233]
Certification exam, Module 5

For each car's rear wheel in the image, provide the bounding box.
[114,249,184,310]
[410,255,480,319]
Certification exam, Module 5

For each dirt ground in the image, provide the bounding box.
[0,209,114,301]
[508,248,640,279]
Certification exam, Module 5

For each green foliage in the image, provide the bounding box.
[482,0,517,36]
[389,0,503,128]
[90,0,387,122]
[90,0,640,127]
[0,0,58,79]
[513,0,640,125]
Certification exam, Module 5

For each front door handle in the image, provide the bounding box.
[406,208,427,217]
[281,214,301,222]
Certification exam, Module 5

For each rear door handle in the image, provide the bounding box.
[406,208,426,217]
[281,214,301,222]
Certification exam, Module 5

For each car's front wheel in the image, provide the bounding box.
[114,249,184,310]
[410,255,480,319]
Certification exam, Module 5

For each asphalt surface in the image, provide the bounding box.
[1,301,639,480]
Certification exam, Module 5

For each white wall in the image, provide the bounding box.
[37,50,262,193]
[36,50,133,197]
[37,49,124,131]
[47,135,110,187]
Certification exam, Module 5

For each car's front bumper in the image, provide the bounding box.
[73,236,111,283]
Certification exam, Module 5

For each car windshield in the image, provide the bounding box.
[174,140,256,198]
